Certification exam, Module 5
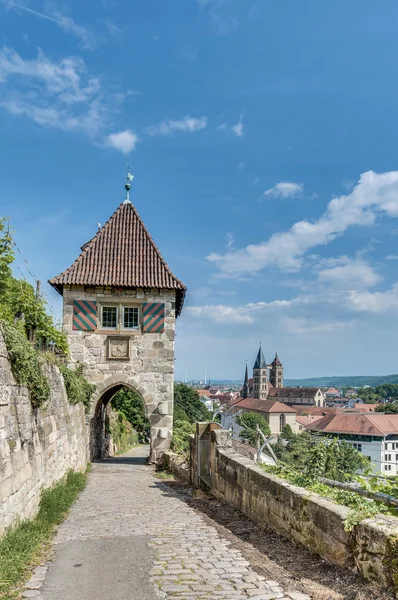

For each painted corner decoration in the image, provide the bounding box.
[142,303,165,333]
[73,300,97,331]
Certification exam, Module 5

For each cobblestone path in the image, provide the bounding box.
[24,447,310,600]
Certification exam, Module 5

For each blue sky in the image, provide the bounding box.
[2,0,398,381]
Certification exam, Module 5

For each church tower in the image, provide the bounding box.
[252,344,268,399]
[242,362,249,399]
[269,353,284,388]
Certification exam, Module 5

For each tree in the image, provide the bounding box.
[173,383,211,424]
[0,218,67,354]
[376,402,398,413]
[273,431,312,470]
[237,412,271,446]
[356,387,380,404]
[111,388,150,442]
[375,384,398,400]
[280,424,295,441]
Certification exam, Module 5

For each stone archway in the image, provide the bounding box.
[88,374,173,464]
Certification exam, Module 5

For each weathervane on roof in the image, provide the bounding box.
[124,166,134,203]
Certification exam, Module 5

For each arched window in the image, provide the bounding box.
[280,413,286,431]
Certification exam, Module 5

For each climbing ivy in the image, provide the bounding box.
[59,363,96,411]
[1,322,50,408]
[0,217,67,354]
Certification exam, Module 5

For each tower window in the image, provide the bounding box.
[123,307,139,329]
[102,306,117,329]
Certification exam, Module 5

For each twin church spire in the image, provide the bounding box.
[242,344,284,400]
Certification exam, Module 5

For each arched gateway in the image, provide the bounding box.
[49,179,186,463]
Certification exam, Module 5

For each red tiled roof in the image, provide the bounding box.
[291,405,343,416]
[233,398,296,414]
[308,413,398,436]
[49,201,186,315]
[296,415,324,427]
[268,387,321,399]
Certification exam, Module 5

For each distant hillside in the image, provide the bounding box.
[285,375,398,388]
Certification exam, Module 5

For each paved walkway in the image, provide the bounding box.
[24,446,310,600]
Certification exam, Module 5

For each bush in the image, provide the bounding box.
[237,412,271,446]
[111,388,150,443]
[109,410,139,454]
[1,322,50,407]
[171,420,195,457]
[59,363,96,411]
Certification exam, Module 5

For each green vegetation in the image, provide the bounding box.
[0,218,96,410]
[264,433,394,531]
[172,383,212,458]
[110,388,150,443]
[376,403,398,413]
[108,411,139,454]
[59,363,96,412]
[237,412,271,446]
[0,218,67,355]
[0,469,87,600]
[262,462,394,531]
[1,322,50,408]
[272,433,369,482]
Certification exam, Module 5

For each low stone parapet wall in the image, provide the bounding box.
[163,451,191,482]
[0,331,88,536]
[199,429,398,592]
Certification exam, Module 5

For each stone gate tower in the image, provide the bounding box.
[49,188,186,463]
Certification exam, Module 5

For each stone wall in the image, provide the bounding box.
[192,427,398,592]
[0,331,87,536]
[63,286,176,462]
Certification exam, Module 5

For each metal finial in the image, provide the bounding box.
[124,166,134,203]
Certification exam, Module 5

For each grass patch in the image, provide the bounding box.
[0,469,88,600]
[153,470,175,481]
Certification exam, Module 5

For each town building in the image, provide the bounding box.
[325,387,340,399]
[308,413,398,475]
[269,387,325,407]
[223,398,297,436]
[49,176,186,463]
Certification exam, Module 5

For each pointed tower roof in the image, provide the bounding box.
[49,201,186,316]
[253,345,267,369]
[271,352,282,367]
[242,362,249,399]
[244,363,249,385]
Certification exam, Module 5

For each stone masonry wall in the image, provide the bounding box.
[194,429,398,592]
[0,330,87,536]
[63,287,176,462]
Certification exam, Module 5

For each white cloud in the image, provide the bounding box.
[4,1,100,49]
[280,316,356,334]
[146,116,207,136]
[317,257,382,289]
[348,283,398,314]
[197,0,238,36]
[386,255,398,260]
[185,299,291,325]
[219,114,244,137]
[0,47,106,136]
[208,171,398,277]
[225,232,234,249]
[0,47,132,150]
[105,129,138,154]
[263,181,303,199]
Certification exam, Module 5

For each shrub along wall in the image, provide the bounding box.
[200,429,398,593]
[0,330,87,536]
